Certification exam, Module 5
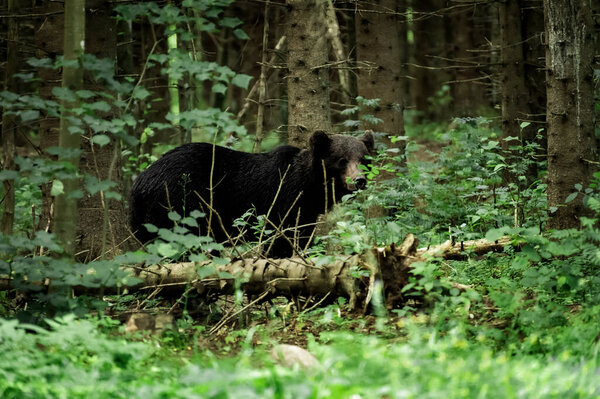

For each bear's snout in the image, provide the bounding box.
[355,177,367,190]
[342,161,367,191]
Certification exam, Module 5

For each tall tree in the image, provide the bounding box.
[522,0,546,133]
[34,1,64,234]
[544,0,597,229]
[77,0,130,261]
[355,0,406,151]
[449,4,487,115]
[500,0,527,145]
[411,0,447,122]
[53,0,85,256]
[1,0,24,235]
[286,0,332,148]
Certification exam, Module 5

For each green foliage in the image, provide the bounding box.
[1,4,600,396]
[324,116,547,253]
[2,315,600,398]
[0,0,254,319]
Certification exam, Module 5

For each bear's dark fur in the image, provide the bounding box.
[129,130,374,257]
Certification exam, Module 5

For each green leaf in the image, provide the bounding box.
[211,83,227,95]
[157,243,178,258]
[190,209,205,219]
[233,28,249,40]
[220,17,242,28]
[92,134,111,147]
[20,109,40,122]
[181,217,199,227]
[89,101,111,112]
[26,57,53,68]
[68,125,85,135]
[212,257,230,266]
[485,227,508,242]
[51,180,64,196]
[565,192,578,203]
[68,189,84,199]
[168,211,182,221]
[132,86,151,100]
[0,170,19,181]
[76,90,96,99]
[52,87,77,102]
[231,74,252,90]
[143,223,158,233]
[519,121,531,129]
[85,175,117,195]
[104,191,122,200]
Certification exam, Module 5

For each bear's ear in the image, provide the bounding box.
[361,130,375,153]
[309,130,331,158]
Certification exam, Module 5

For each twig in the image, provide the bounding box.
[209,290,270,334]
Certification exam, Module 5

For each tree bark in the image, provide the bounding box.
[1,0,24,235]
[355,0,405,151]
[522,0,546,140]
[500,0,527,145]
[252,0,270,153]
[123,234,512,310]
[325,0,351,106]
[411,0,447,122]
[449,5,486,116]
[544,0,597,229]
[0,235,516,311]
[35,0,64,235]
[53,0,85,256]
[77,0,131,261]
[286,0,332,148]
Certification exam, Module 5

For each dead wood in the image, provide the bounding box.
[128,233,512,310]
[0,235,515,311]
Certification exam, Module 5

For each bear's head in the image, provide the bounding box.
[309,130,374,194]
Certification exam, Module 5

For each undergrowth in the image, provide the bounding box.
[2,116,600,397]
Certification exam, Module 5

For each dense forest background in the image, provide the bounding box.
[0,0,599,397]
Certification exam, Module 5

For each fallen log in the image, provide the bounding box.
[1,235,516,311]
[129,234,514,310]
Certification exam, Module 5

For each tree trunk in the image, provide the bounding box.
[522,0,546,140]
[500,0,540,193]
[522,0,546,175]
[355,0,405,151]
[252,0,270,153]
[286,0,332,148]
[114,235,511,310]
[35,1,64,235]
[1,0,24,235]
[77,0,131,261]
[500,0,527,145]
[411,0,447,122]
[325,0,351,106]
[0,235,514,311]
[53,0,85,256]
[449,5,486,116]
[544,0,596,229]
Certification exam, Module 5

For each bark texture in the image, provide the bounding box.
[411,0,447,122]
[76,0,131,261]
[522,0,546,133]
[53,0,85,256]
[355,0,405,150]
[449,5,486,115]
[35,1,64,235]
[544,0,596,229]
[500,0,527,145]
[286,0,332,148]
[1,0,24,235]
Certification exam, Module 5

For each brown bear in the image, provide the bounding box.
[129,130,374,257]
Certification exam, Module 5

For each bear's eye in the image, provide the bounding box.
[336,158,348,168]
